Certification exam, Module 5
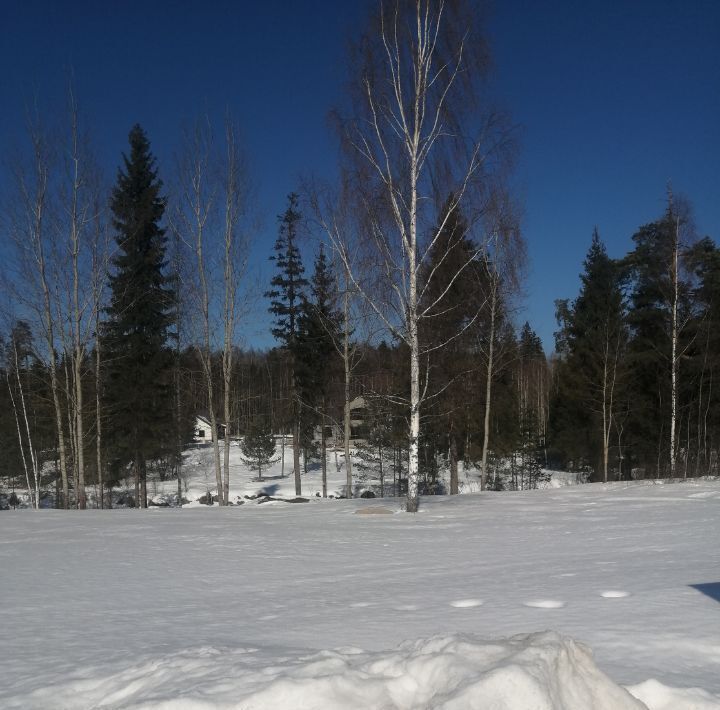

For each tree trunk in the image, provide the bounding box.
[407,329,420,513]
[96,331,103,508]
[139,454,147,508]
[281,431,285,478]
[669,217,679,478]
[7,368,35,509]
[134,457,140,508]
[343,272,353,499]
[293,418,301,495]
[449,427,458,495]
[481,283,496,491]
[406,152,420,514]
[74,349,86,508]
[379,444,384,497]
[321,419,327,498]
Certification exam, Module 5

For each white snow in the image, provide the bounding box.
[3,632,648,709]
[2,467,720,709]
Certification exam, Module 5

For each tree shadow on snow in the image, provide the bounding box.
[690,583,720,603]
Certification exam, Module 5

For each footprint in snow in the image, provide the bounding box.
[600,590,631,598]
[523,600,566,609]
[450,599,483,608]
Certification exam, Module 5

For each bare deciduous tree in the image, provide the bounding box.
[174,116,250,505]
[334,0,516,511]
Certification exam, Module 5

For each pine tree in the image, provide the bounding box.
[240,418,278,481]
[102,125,175,508]
[265,193,308,495]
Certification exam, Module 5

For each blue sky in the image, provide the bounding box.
[1,0,718,351]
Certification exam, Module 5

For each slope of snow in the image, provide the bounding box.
[1,480,719,708]
[149,441,585,504]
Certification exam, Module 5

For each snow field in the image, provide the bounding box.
[1,478,720,708]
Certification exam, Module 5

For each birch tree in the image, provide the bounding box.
[476,198,523,489]
[175,117,250,505]
[6,114,72,508]
[336,0,515,511]
[625,197,695,477]
[308,180,373,499]
[56,90,101,509]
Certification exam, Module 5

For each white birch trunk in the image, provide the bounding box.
[481,291,496,491]
[343,272,353,499]
[669,217,679,478]
[7,367,36,509]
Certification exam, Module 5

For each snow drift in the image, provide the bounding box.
[5,631,655,710]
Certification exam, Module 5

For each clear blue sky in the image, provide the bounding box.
[1,0,718,352]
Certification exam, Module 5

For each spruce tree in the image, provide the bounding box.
[265,193,308,495]
[240,418,278,481]
[266,193,307,348]
[296,244,342,497]
[102,125,175,508]
[550,230,628,480]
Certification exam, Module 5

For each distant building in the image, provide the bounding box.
[314,396,368,446]
[193,414,226,443]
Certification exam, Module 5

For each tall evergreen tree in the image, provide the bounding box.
[265,193,308,495]
[266,193,307,348]
[296,244,343,497]
[102,125,175,508]
[550,230,628,480]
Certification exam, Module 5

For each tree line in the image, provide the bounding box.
[551,196,720,482]
[0,1,717,512]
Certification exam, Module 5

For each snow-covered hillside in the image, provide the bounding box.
[145,441,580,505]
[2,480,719,708]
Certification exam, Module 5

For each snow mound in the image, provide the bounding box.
[627,678,720,710]
[6,632,653,710]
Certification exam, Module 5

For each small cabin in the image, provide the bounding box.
[193,414,226,443]
[314,396,368,447]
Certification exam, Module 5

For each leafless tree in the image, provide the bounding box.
[334,0,516,510]
[5,110,72,508]
[174,116,251,505]
[55,88,102,509]
[307,178,374,498]
[477,193,524,490]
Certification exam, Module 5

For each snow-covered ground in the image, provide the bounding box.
[2,474,720,708]
[147,440,580,505]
